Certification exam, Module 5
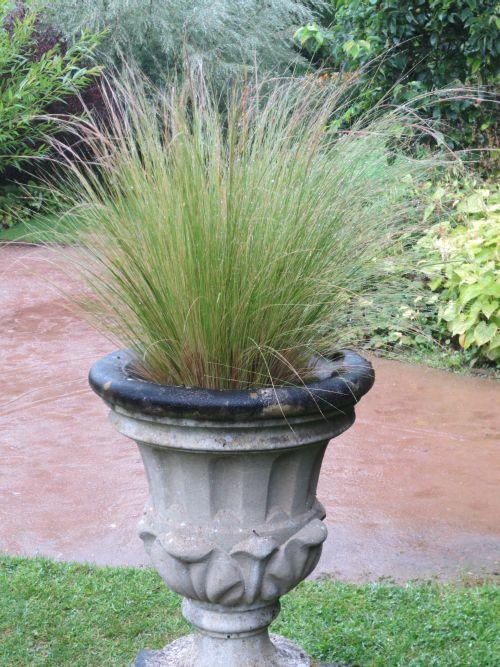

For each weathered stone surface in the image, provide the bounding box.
[113,404,351,665]
[134,642,352,667]
[91,347,372,666]
[136,443,331,608]
[134,633,312,666]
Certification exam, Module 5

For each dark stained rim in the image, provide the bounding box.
[88,349,374,421]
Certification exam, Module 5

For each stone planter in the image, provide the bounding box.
[89,349,374,666]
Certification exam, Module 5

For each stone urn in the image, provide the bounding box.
[89,349,374,666]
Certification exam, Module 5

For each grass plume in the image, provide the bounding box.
[49,72,454,389]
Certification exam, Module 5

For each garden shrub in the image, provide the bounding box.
[296,0,499,166]
[0,181,41,228]
[419,181,500,363]
[43,0,321,88]
[360,177,500,369]
[0,0,101,175]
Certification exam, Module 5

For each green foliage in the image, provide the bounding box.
[0,0,101,174]
[0,179,62,230]
[363,176,500,370]
[419,182,500,362]
[48,72,447,389]
[0,183,22,227]
[43,0,320,87]
[0,181,45,228]
[364,287,444,355]
[296,0,499,162]
[1,556,499,666]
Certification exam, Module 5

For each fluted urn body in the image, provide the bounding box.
[89,349,374,666]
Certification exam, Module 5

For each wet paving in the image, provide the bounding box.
[1,245,499,581]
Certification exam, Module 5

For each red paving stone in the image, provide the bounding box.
[1,244,499,581]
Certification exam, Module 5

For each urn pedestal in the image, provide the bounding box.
[89,349,374,666]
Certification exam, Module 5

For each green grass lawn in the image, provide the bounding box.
[1,556,498,666]
[0,212,75,244]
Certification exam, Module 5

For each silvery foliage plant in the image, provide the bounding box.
[44,0,322,85]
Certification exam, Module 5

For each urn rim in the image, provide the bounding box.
[88,348,374,421]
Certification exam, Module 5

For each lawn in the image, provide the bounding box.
[0,212,74,244]
[1,556,498,666]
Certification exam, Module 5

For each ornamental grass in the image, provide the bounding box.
[50,72,455,389]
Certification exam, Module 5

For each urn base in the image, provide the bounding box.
[134,632,312,666]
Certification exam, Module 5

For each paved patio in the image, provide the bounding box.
[1,244,499,581]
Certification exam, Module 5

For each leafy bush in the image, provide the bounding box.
[0,182,42,227]
[362,177,500,368]
[0,0,101,175]
[0,178,61,230]
[43,0,320,88]
[47,71,450,389]
[419,182,500,362]
[296,0,499,163]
